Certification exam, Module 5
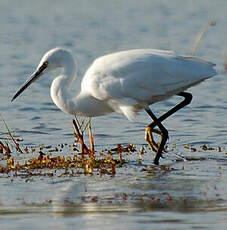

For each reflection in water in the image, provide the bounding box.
[49,170,226,230]
[0,156,226,230]
[51,161,226,218]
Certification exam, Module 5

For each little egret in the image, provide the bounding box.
[11,48,216,165]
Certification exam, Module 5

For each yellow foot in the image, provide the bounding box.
[145,126,162,152]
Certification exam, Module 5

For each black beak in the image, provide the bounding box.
[11,64,46,102]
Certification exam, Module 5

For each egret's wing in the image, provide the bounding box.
[81,49,216,119]
[82,49,175,99]
[121,55,216,101]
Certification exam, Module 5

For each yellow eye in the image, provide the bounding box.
[43,61,48,67]
[38,61,48,72]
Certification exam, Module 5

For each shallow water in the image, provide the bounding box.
[0,0,227,229]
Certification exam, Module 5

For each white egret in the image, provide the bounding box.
[11,48,217,165]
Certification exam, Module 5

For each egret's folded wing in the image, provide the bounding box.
[82,49,216,105]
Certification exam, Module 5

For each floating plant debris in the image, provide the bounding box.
[183,143,221,152]
[0,116,225,177]
[0,150,124,176]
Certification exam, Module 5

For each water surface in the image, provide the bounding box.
[0,0,227,229]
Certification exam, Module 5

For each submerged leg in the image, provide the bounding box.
[145,92,193,165]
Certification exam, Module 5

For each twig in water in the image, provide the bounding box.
[190,20,216,56]
[0,114,23,153]
[88,121,95,159]
[224,53,227,72]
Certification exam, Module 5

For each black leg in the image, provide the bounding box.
[148,92,192,130]
[145,108,169,165]
[145,92,193,165]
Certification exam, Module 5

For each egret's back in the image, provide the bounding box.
[81,49,216,119]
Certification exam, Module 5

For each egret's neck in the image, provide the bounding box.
[62,57,77,90]
[51,73,112,117]
[50,55,113,117]
[50,59,78,115]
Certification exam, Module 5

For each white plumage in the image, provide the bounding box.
[81,49,216,120]
[12,47,217,164]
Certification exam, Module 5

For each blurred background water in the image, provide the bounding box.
[0,0,227,229]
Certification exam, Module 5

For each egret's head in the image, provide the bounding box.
[37,48,74,74]
[11,47,73,102]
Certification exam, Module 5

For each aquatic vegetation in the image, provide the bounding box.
[0,114,23,157]
[0,118,137,177]
[0,115,225,178]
